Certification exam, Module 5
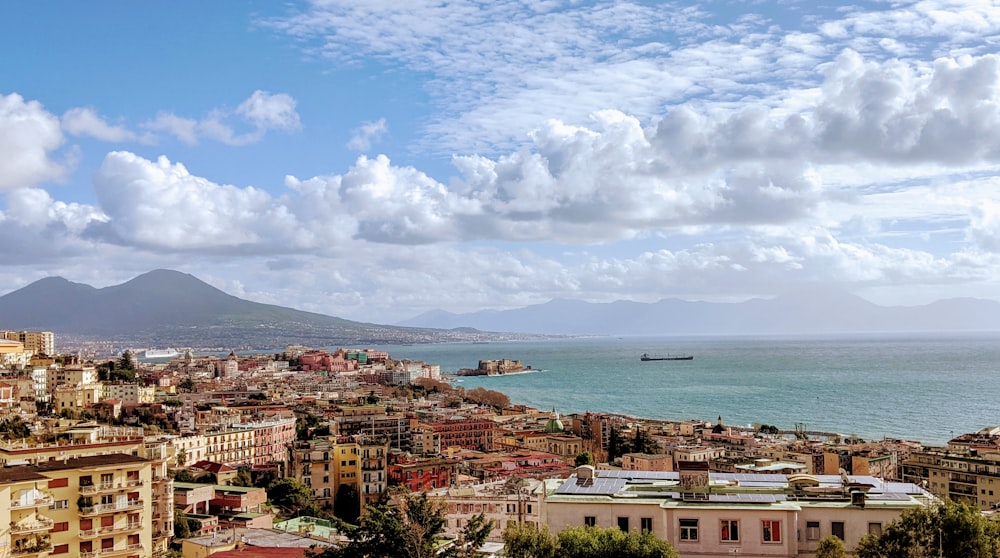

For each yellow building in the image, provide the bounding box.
[0,339,30,368]
[0,453,154,557]
[288,436,388,514]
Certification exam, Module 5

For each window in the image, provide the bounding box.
[806,521,820,540]
[50,499,68,510]
[831,521,845,541]
[868,522,882,536]
[617,517,629,532]
[641,517,653,533]
[721,519,739,542]
[584,516,596,527]
[52,522,68,532]
[762,519,781,543]
[679,518,699,541]
[51,544,69,555]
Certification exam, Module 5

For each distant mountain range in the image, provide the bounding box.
[398,286,1000,336]
[0,269,510,350]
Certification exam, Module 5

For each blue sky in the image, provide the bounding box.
[2,0,1000,324]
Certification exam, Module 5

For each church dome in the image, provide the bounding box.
[545,409,564,433]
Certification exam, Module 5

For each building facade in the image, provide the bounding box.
[543,466,935,557]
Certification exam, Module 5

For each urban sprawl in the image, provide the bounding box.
[1,330,997,557]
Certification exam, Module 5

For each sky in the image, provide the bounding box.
[2,0,1000,325]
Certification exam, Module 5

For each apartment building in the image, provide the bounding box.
[287,436,388,514]
[0,453,154,558]
[329,410,414,452]
[1,330,54,357]
[171,417,295,468]
[423,417,495,451]
[902,448,1000,510]
[543,465,935,557]
[427,479,544,542]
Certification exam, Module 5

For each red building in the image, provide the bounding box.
[424,418,495,451]
[388,455,459,492]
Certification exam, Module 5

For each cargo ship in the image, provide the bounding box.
[640,353,693,361]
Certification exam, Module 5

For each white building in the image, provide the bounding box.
[543,465,936,557]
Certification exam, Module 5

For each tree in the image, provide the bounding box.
[268,478,312,515]
[503,523,558,558]
[855,500,1000,558]
[178,378,195,392]
[607,426,625,461]
[557,526,677,558]
[333,483,361,525]
[310,492,491,558]
[173,509,192,539]
[446,512,492,558]
[573,452,594,467]
[232,467,253,487]
[632,428,658,455]
[816,535,846,558]
[0,416,31,440]
[172,469,196,483]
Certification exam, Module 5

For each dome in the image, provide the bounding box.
[544,409,564,433]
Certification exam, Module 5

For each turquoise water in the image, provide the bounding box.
[374,333,1000,446]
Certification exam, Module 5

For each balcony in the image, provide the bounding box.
[79,482,122,495]
[124,478,144,488]
[9,495,54,510]
[10,540,52,557]
[10,518,54,535]
[80,500,143,516]
[80,544,143,558]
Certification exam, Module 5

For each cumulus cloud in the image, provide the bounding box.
[61,107,139,142]
[347,118,387,151]
[141,90,301,146]
[0,93,69,190]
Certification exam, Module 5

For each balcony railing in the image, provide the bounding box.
[124,478,143,488]
[80,544,144,558]
[10,519,54,534]
[79,482,119,494]
[80,500,144,515]
[11,543,52,556]
[9,496,54,509]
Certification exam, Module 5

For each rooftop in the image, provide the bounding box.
[549,469,934,508]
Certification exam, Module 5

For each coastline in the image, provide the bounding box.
[379,334,996,447]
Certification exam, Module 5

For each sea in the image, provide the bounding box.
[372,332,1000,447]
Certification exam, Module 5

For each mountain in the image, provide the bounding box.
[398,288,1000,336]
[0,269,507,350]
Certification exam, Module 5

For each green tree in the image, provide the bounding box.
[178,378,195,392]
[173,509,192,539]
[503,523,558,558]
[172,469,196,483]
[268,478,312,515]
[446,512,493,558]
[632,428,658,455]
[232,467,253,487]
[311,492,491,558]
[0,416,31,440]
[816,535,847,558]
[607,426,625,461]
[333,483,361,524]
[557,526,677,558]
[573,452,595,467]
[118,350,136,371]
[855,500,1000,558]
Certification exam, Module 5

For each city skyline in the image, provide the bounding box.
[2,1,1000,324]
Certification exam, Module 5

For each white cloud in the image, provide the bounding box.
[347,118,387,151]
[0,93,68,190]
[61,107,138,142]
[237,90,301,131]
[140,90,302,146]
